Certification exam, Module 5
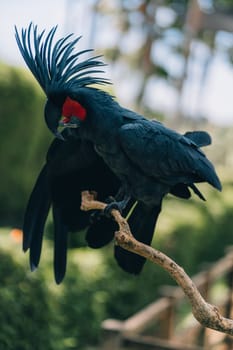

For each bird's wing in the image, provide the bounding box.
[118,120,221,190]
[24,130,123,283]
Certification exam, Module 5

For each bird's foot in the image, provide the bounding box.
[89,196,116,224]
[104,202,122,217]
[90,191,131,220]
[103,196,131,217]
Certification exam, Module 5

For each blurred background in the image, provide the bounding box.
[0,0,233,349]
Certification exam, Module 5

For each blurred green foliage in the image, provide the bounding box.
[0,63,52,226]
[0,231,58,350]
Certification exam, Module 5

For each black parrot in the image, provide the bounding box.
[15,24,221,283]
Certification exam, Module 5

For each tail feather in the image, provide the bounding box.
[170,183,191,199]
[190,184,206,201]
[114,201,162,274]
[23,165,51,256]
[53,205,68,284]
[29,228,45,271]
[85,216,117,248]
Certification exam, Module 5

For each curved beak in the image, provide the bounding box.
[54,131,65,141]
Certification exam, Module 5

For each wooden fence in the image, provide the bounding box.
[101,247,233,350]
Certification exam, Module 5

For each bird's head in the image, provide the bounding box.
[44,94,87,139]
[15,23,110,139]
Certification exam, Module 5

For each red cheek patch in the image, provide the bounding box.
[62,97,87,121]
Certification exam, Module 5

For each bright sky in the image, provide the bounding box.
[0,0,66,64]
[1,0,233,126]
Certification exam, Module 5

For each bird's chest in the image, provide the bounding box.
[94,142,130,179]
[82,117,133,178]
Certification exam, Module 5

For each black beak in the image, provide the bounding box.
[54,131,65,141]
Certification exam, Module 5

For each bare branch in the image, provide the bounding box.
[81,190,233,336]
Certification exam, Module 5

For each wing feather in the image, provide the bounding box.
[118,120,221,190]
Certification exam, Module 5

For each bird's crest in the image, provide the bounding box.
[15,22,110,96]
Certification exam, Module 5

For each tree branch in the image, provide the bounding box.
[81,190,233,336]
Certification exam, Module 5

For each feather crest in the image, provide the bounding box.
[15,22,110,95]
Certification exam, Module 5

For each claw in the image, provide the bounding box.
[103,202,123,217]
[103,195,131,217]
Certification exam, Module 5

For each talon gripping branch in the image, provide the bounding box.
[15,23,221,283]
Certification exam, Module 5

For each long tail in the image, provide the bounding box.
[52,205,68,284]
[23,166,51,270]
[114,201,162,274]
[24,165,83,284]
